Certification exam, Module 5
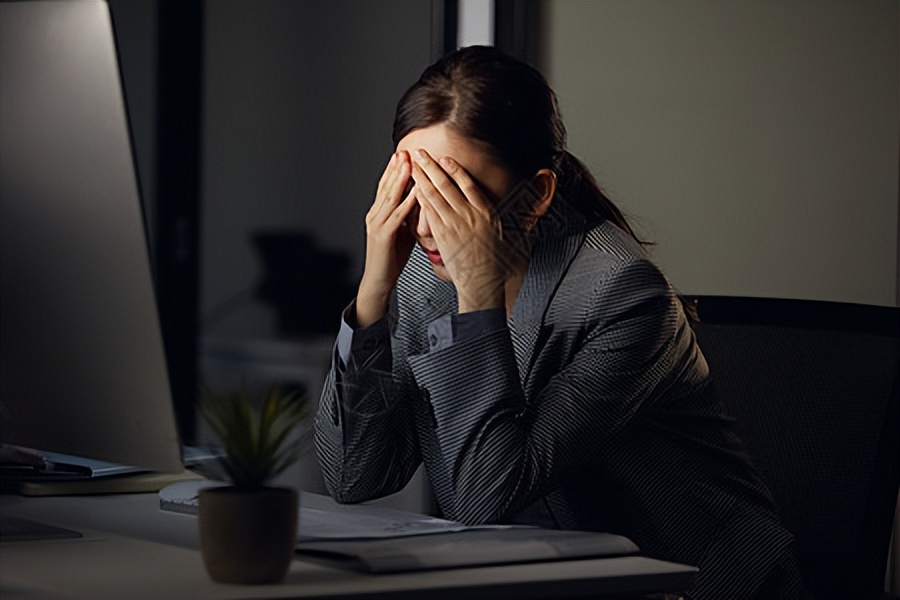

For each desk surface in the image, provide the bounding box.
[0,492,696,600]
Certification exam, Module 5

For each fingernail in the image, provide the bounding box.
[413,149,426,164]
[439,156,455,171]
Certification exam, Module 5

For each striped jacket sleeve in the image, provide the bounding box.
[314,313,422,503]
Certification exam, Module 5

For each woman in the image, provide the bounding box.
[315,46,808,600]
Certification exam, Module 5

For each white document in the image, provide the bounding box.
[159,480,502,541]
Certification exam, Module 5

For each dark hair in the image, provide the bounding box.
[393,46,698,321]
[392,45,638,240]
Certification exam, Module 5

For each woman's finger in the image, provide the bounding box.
[409,160,449,227]
[371,152,411,222]
[374,151,398,196]
[390,183,419,227]
[411,149,466,216]
[411,149,495,224]
[437,156,492,213]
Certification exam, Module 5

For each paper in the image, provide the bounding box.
[298,506,471,541]
[160,481,501,541]
[297,492,510,541]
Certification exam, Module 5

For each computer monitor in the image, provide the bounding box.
[0,0,183,475]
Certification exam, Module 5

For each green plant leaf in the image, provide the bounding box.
[198,383,310,489]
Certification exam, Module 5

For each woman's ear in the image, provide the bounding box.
[513,169,556,236]
[530,168,557,220]
[503,169,558,237]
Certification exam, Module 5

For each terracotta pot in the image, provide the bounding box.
[198,486,299,584]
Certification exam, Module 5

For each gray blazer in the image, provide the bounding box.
[315,201,801,600]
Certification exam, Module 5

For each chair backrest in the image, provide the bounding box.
[692,297,900,600]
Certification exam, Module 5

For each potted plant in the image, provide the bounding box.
[197,384,310,584]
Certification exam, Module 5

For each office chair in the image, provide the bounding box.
[691,297,900,600]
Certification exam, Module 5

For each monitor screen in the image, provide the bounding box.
[0,0,183,474]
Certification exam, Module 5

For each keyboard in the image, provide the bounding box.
[158,479,207,515]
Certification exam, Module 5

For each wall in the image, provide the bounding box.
[539,0,899,307]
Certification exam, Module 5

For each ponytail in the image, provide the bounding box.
[554,150,699,322]
[554,151,641,243]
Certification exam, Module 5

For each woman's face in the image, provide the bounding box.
[396,123,517,282]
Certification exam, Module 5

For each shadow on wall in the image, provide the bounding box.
[254,232,356,336]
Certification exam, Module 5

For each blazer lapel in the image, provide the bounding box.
[509,200,588,388]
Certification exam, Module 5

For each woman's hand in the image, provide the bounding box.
[411,149,507,314]
[356,151,418,328]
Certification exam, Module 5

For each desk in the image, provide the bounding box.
[0,492,696,599]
